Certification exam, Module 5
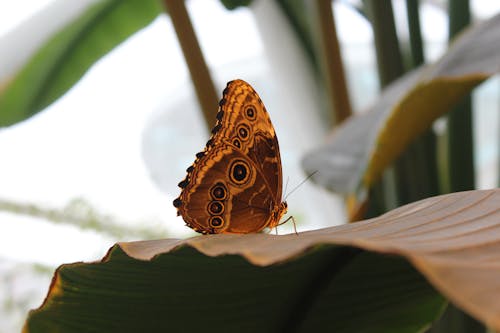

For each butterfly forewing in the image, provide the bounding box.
[174,79,286,234]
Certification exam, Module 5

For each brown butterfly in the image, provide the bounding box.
[173,79,288,234]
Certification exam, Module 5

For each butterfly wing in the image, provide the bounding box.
[174,79,285,234]
[176,144,275,234]
[216,80,283,202]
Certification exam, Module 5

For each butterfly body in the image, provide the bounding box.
[173,79,287,234]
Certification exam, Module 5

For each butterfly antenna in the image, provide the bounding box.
[283,176,291,198]
[283,171,318,201]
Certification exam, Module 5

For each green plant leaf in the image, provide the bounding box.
[220,0,253,10]
[302,13,500,198]
[0,0,162,127]
[25,189,500,331]
[276,0,319,68]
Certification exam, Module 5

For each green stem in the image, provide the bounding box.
[394,1,440,204]
[446,0,475,193]
[406,0,424,67]
[363,0,403,213]
[363,0,404,87]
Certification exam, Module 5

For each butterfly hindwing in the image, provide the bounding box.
[177,144,274,233]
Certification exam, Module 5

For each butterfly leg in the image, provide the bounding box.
[278,216,298,235]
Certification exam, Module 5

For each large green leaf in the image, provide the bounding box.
[0,0,162,127]
[25,189,500,332]
[302,13,500,199]
[26,246,443,332]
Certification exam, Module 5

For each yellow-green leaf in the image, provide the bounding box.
[302,13,500,196]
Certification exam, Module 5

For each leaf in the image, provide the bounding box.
[0,0,162,127]
[25,189,500,331]
[219,0,253,10]
[276,0,319,68]
[302,13,500,196]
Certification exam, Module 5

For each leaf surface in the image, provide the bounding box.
[302,14,500,196]
[24,189,500,331]
[0,0,162,127]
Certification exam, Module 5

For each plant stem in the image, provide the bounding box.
[163,0,218,129]
[406,0,424,67]
[364,0,404,87]
[312,0,352,124]
[446,0,475,193]
[394,0,439,205]
[363,0,404,213]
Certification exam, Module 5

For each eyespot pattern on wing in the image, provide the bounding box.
[173,79,288,234]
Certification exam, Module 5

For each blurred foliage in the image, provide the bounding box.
[220,0,253,10]
[0,0,162,127]
[0,197,168,240]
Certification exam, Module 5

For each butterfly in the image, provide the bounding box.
[173,79,288,234]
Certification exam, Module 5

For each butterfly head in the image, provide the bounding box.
[271,201,288,225]
[281,201,288,214]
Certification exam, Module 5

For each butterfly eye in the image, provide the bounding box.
[245,106,256,120]
[230,160,250,185]
[211,183,227,200]
[209,216,224,228]
[208,201,224,215]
